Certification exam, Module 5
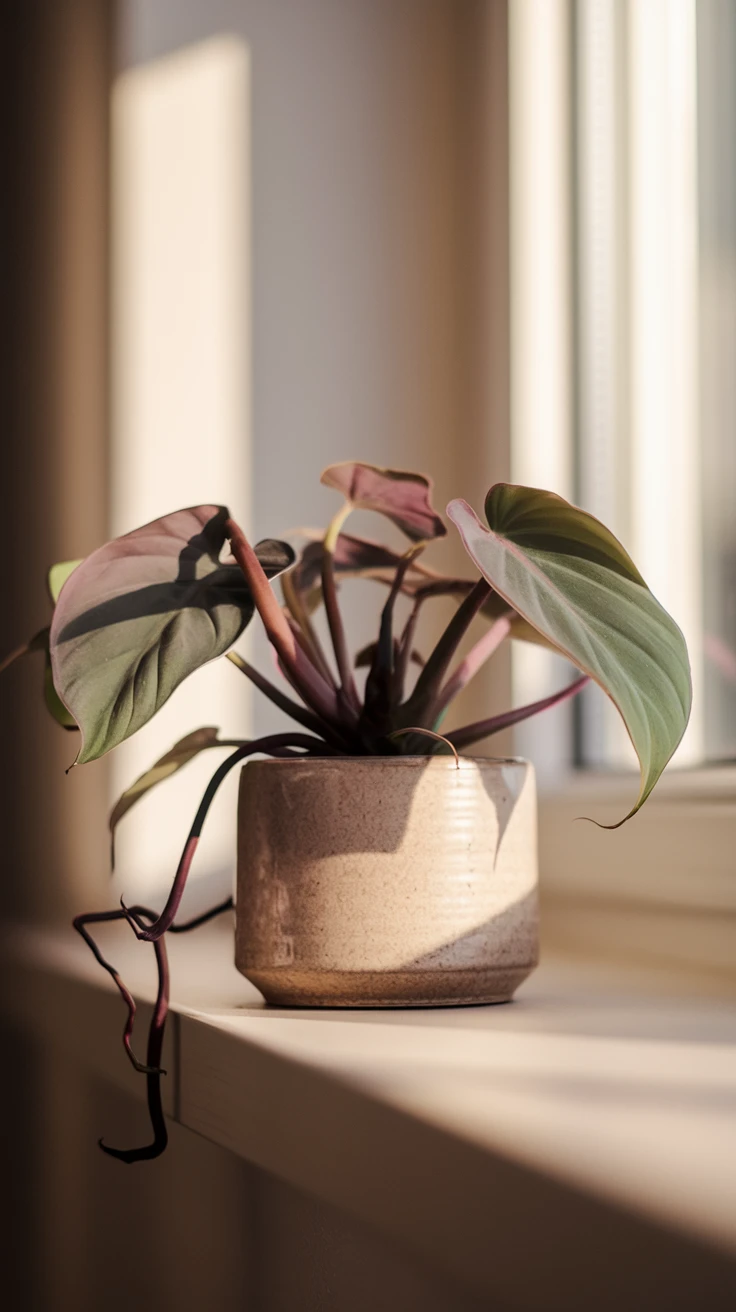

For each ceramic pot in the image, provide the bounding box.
[235,756,537,1007]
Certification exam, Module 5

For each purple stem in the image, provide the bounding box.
[364,548,423,712]
[121,734,333,944]
[321,550,361,712]
[227,651,352,750]
[74,896,236,1164]
[446,675,589,750]
[395,597,422,698]
[281,571,337,688]
[400,577,492,724]
[431,614,512,720]
[226,518,343,725]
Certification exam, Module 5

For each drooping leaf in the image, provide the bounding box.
[448,485,691,821]
[321,462,447,541]
[50,506,294,764]
[109,727,225,852]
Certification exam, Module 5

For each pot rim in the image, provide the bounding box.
[241,754,529,768]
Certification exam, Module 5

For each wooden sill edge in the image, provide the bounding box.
[0,925,735,1310]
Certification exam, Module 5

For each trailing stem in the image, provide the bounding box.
[74,899,234,1163]
[120,734,333,943]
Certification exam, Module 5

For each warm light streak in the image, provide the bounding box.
[509,0,574,776]
[628,0,702,762]
[110,38,251,904]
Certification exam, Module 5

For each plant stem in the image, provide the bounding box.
[281,570,337,687]
[395,597,422,699]
[431,613,512,720]
[446,675,589,750]
[399,577,492,726]
[363,545,424,724]
[99,916,170,1163]
[74,898,235,1163]
[0,625,49,675]
[226,651,350,749]
[121,735,333,944]
[321,503,361,711]
[73,907,162,1075]
[226,518,344,725]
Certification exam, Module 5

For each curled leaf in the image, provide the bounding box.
[448,485,692,821]
[321,462,447,541]
[50,506,294,763]
[109,727,229,857]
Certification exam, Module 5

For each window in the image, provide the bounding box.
[510,1,736,979]
[511,0,736,778]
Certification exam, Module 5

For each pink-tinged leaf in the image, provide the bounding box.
[293,533,554,651]
[292,532,410,595]
[321,462,447,541]
[50,506,295,763]
[290,530,438,615]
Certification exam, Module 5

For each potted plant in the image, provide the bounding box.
[2,462,691,1161]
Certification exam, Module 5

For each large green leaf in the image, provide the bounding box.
[448,485,691,822]
[50,506,294,764]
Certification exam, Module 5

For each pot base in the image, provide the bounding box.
[243,964,534,1009]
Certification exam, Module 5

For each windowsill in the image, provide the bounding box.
[538,766,736,987]
[1,920,735,1308]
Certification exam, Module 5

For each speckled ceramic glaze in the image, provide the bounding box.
[235,756,538,1007]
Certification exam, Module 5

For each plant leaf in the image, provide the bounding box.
[294,532,554,650]
[44,654,77,729]
[321,462,447,541]
[48,559,83,604]
[109,727,224,851]
[292,531,428,594]
[448,485,691,822]
[50,506,294,764]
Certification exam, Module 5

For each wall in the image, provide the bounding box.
[1,2,511,1307]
